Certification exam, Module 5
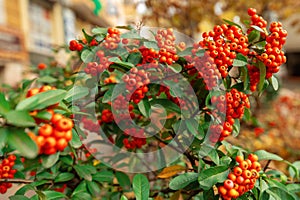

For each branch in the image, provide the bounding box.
[0,178,35,184]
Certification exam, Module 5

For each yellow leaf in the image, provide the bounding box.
[157,165,186,179]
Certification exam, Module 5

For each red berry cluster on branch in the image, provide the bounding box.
[27,86,73,155]
[200,24,249,78]
[102,28,121,50]
[247,8,267,36]
[123,67,150,104]
[69,40,84,51]
[81,117,100,133]
[0,155,17,194]
[123,128,146,150]
[155,28,179,65]
[218,154,261,200]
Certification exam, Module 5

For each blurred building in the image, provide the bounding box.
[0,0,129,85]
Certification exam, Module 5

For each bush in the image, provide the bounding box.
[0,8,299,200]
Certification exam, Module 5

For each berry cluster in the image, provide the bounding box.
[102,28,121,50]
[123,128,146,150]
[247,8,267,36]
[27,86,73,155]
[218,154,261,200]
[69,39,83,51]
[158,85,185,107]
[0,155,17,194]
[81,117,100,133]
[200,24,249,78]
[100,109,114,123]
[139,47,159,65]
[33,113,73,155]
[185,46,222,90]
[123,67,150,104]
[210,89,250,141]
[155,28,179,65]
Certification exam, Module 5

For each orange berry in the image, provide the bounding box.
[38,124,53,137]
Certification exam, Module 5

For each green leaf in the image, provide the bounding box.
[196,49,205,57]
[37,76,58,84]
[72,193,92,200]
[7,129,38,159]
[92,27,108,35]
[120,195,128,200]
[288,161,300,179]
[143,41,159,50]
[86,181,101,197]
[132,174,150,200]
[74,165,96,181]
[232,119,241,137]
[72,181,87,195]
[169,172,198,190]
[115,171,131,191]
[223,19,242,29]
[185,118,199,138]
[81,49,94,63]
[43,190,67,200]
[70,129,82,148]
[16,89,67,111]
[127,52,142,66]
[82,29,94,42]
[138,97,151,118]
[267,187,296,200]
[42,152,60,168]
[233,54,248,67]
[150,99,181,114]
[0,127,8,148]
[168,63,182,73]
[286,184,300,193]
[269,76,279,91]
[6,110,36,127]
[120,31,141,39]
[251,25,265,33]
[243,108,251,121]
[65,86,90,102]
[198,165,229,190]
[248,30,260,43]
[55,172,75,183]
[178,47,193,57]
[9,196,30,200]
[0,92,11,115]
[92,170,114,183]
[255,150,283,161]
[60,155,73,166]
[199,144,219,165]
[34,110,52,121]
[257,61,266,92]
[109,57,134,69]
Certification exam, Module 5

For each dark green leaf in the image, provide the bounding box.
[185,118,199,138]
[42,152,60,168]
[115,171,131,191]
[0,92,11,115]
[81,49,94,63]
[6,110,36,127]
[65,86,90,102]
[109,57,134,69]
[243,107,251,121]
[248,30,260,43]
[72,181,87,195]
[60,155,73,166]
[199,144,219,165]
[9,196,30,200]
[198,166,229,190]
[72,192,92,200]
[74,165,96,181]
[92,171,114,183]
[86,181,101,197]
[223,19,242,29]
[8,129,38,159]
[169,172,198,190]
[150,99,181,114]
[16,89,67,111]
[255,150,283,161]
[258,62,266,92]
[43,190,67,200]
[127,52,142,66]
[34,110,52,121]
[138,97,150,118]
[132,174,150,200]
[55,172,75,183]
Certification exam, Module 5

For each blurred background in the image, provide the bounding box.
[0,0,300,85]
[0,0,299,170]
